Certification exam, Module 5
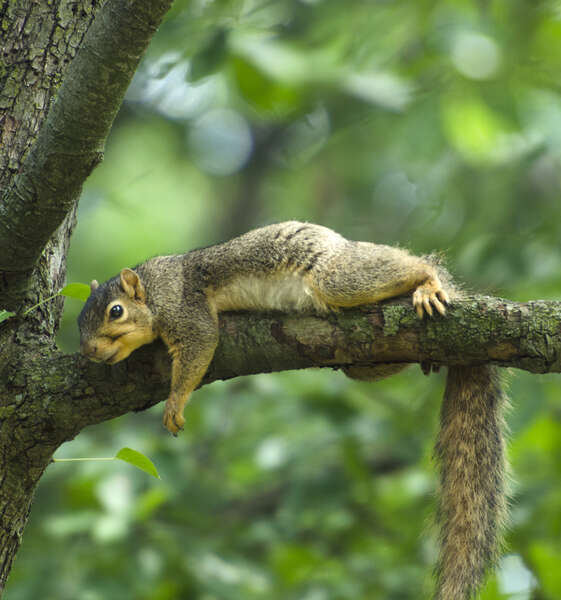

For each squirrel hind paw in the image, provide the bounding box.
[412,281,449,318]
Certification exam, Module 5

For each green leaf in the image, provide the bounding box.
[115,447,160,479]
[0,309,16,324]
[59,283,91,302]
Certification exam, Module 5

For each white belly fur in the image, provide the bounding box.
[210,273,328,313]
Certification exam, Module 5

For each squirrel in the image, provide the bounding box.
[77,221,508,599]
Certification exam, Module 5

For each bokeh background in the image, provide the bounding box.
[7,1,561,598]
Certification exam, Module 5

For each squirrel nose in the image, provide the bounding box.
[80,339,97,357]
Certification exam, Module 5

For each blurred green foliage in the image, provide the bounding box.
[8,0,561,598]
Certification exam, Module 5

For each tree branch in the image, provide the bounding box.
[0,0,173,275]
[20,295,561,447]
[211,295,561,376]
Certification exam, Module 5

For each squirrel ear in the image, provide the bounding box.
[120,268,146,302]
[90,280,99,292]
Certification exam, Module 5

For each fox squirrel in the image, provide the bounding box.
[78,221,507,599]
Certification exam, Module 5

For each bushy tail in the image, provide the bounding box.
[434,365,509,600]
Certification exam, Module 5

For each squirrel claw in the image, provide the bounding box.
[163,397,186,435]
[413,278,450,319]
[169,418,184,438]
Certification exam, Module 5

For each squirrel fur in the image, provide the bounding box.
[77,221,508,599]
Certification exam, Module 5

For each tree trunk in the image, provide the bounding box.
[0,2,97,585]
[0,0,173,591]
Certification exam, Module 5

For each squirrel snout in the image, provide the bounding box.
[80,339,98,358]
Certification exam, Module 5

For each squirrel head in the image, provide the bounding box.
[77,268,157,364]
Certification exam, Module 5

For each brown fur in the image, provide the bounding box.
[77,221,507,597]
[435,365,508,599]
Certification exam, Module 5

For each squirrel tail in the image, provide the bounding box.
[434,365,509,600]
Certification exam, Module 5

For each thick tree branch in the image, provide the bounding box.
[18,295,561,447]
[0,0,173,276]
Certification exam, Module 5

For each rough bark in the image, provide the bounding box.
[0,0,100,193]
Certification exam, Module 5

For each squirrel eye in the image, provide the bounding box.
[109,304,123,319]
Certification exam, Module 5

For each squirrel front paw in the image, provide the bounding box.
[412,277,450,318]
[163,394,187,435]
